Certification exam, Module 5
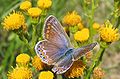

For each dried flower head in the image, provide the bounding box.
[93,67,105,79]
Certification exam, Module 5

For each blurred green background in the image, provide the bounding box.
[0,0,120,79]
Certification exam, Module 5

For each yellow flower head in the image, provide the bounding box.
[32,55,46,71]
[63,11,81,26]
[74,28,89,42]
[77,22,84,30]
[16,53,30,65]
[28,7,42,17]
[8,66,32,79]
[64,60,85,78]
[20,1,32,11]
[38,71,54,79]
[37,0,52,9]
[2,11,26,31]
[99,20,119,42]
[93,22,100,30]
[93,67,105,79]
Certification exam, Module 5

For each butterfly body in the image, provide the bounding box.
[64,48,74,56]
[35,15,97,74]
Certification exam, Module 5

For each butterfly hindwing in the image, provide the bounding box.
[52,54,73,74]
[35,40,67,65]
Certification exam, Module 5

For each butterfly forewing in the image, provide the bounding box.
[43,15,72,48]
[73,43,97,61]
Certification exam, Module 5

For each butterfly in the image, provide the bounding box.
[35,15,97,74]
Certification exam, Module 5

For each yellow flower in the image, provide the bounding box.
[28,7,42,17]
[93,22,100,30]
[8,66,32,79]
[20,1,32,11]
[2,11,26,31]
[93,67,105,79]
[74,28,89,42]
[63,11,81,26]
[38,71,54,79]
[32,56,46,71]
[16,53,30,65]
[99,20,119,42]
[64,60,85,78]
[77,22,84,30]
[37,0,52,9]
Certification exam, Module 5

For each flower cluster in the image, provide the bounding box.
[8,54,54,79]
[2,0,52,31]
[63,11,90,42]
[8,53,32,79]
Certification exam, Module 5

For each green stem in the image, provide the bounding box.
[57,75,63,79]
[39,17,44,39]
[85,47,105,79]
[89,0,95,42]
[31,24,37,53]
[39,10,46,39]
[22,35,34,56]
